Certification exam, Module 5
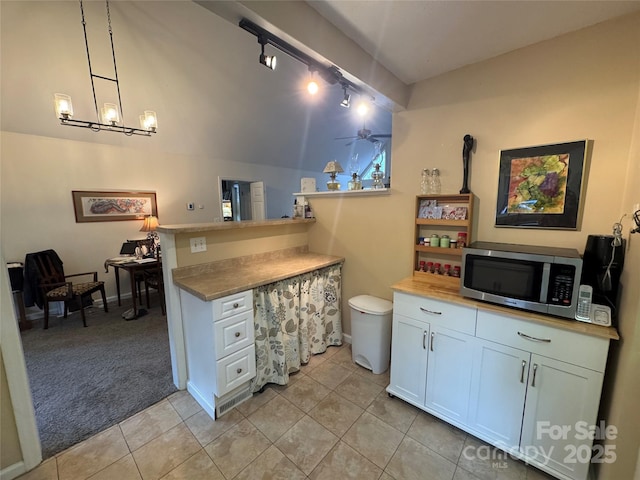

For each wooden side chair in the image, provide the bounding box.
[28,250,108,329]
[143,246,165,315]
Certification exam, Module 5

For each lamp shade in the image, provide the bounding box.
[140,215,159,232]
[323,161,344,174]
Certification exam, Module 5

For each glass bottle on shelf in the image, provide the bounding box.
[371,163,385,189]
[348,173,361,191]
[430,168,441,194]
[420,169,431,194]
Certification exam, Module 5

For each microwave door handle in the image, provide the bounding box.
[539,263,551,303]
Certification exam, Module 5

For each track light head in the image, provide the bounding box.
[307,68,319,95]
[260,53,277,70]
[259,39,276,70]
[340,84,351,108]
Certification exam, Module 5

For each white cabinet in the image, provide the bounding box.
[388,293,476,428]
[425,326,475,425]
[467,340,528,450]
[388,313,428,405]
[520,354,604,480]
[181,289,256,419]
[388,291,613,480]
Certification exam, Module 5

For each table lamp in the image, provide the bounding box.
[140,215,160,255]
[323,160,344,191]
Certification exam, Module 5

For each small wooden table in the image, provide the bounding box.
[104,258,160,318]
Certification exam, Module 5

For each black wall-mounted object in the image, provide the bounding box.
[460,134,474,194]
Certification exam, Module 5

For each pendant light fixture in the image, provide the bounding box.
[54,0,157,136]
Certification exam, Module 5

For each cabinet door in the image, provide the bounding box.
[520,355,604,480]
[467,339,529,451]
[388,313,428,406]
[425,326,475,424]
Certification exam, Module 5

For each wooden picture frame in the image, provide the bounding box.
[495,140,589,230]
[72,191,157,223]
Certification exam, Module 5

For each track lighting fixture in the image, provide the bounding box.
[259,36,277,70]
[239,18,369,109]
[340,84,351,108]
[356,98,372,117]
[54,1,156,136]
[307,70,319,95]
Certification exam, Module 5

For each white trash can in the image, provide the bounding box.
[349,295,393,374]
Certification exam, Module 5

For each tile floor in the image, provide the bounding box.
[18,344,556,480]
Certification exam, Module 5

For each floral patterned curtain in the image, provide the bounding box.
[251,264,342,392]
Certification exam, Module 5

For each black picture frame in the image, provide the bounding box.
[495,140,589,230]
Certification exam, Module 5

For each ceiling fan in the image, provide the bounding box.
[335,122,391,146]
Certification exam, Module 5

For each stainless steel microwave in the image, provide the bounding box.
[460,241,583,320]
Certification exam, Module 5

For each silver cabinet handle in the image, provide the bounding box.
[237,368,242,374]
[517,331,551,343]
[430,332,435,352]
[423,330,427,350]
[520,360,527,383]
[234,331,241,338]
[531,364,538,387]
[233,302,239,309]
[420,307,442,315]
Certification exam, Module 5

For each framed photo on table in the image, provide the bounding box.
[495,140,589,230]
[72,190,157,223]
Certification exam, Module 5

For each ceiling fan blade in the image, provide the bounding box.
[370,134,392,138]
[335,135,358,140]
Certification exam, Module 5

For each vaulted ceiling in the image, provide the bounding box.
[307,0,640,85]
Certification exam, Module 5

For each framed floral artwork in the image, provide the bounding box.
[495,140,589,230]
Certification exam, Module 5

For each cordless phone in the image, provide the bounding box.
[575,284,612,326]
[575,285,593,321]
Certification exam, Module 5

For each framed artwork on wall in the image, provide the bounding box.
[495,140,589,230]
[72,191,157,223]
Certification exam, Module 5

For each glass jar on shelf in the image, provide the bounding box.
[430,168,441,194]
[420,169,431,194]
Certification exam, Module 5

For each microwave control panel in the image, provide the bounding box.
[548,265,577,305]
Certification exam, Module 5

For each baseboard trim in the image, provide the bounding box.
[343,333,352,344]
[0,460,27,480]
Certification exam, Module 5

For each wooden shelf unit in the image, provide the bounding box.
[413,193,474,283]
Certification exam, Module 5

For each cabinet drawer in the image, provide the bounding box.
[212,290,252,319]
[216,344,256,396]
[214,310,255,360]
[393,292,476,335]
[476,311,609,372]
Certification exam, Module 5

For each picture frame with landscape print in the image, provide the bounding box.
[72,191,157,223]
[495,140,589,230]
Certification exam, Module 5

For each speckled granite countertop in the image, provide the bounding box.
[157,218,315,234]
[172,251,344,302]
[392,276,619,341]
